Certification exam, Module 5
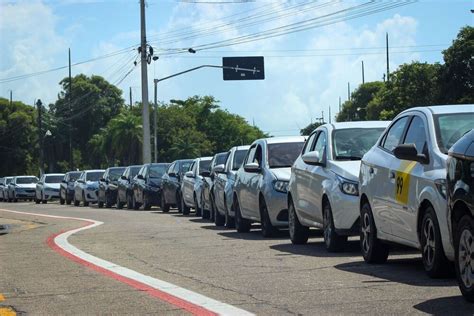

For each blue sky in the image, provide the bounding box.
[1,0,472,135]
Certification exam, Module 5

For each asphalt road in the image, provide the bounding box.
[0,201,472,315]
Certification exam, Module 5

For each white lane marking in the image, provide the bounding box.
[0,208,254,316]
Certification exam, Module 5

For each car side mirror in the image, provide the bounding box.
[61,180,67,183]
[302,151,324,166]
[394,144,429,164]
[121,175,127,180]
[213,164,225,174]
[200,170,211,177]
[185,171,195,178]
[100,178,105,182]
[168,172,176,178]
[137,174,144,180]
[244,162,261,173]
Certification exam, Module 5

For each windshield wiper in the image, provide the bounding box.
[335,156,362,161]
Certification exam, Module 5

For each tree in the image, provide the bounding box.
[300,121,324,135]
[337,82,384,122]
[0,98,38,176]
[440,26,474,104]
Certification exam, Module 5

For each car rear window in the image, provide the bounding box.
[150,165,168,178]
[268,142,305,168]
[16,177,38,184]
[45,175,64,183]
[68,172,81,181]
[86,172,103,182]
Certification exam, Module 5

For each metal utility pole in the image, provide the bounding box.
[129,87,133,108]
[339,96,341,112]
[347,82,351,101]
[361,60,365,84]
[36,99,44,176]
[386,33,390,82]
[140,0,151,164]
[9,90,12,106]
[68,48,74,171]
[153,82,158,163]
[329,106,332,124]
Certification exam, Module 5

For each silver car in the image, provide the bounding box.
[0,178,5,201]
[232,136,306,237]
[213,145,250,227]
[1,177,13,202]
[8,176,38,202]
[288,121,388,251]
[359,104,474,277]
[35,173,65,204]
[181,157,212,215]
[73,170,105,206]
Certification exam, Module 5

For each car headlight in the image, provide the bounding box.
[435,179,447,199]
[336,174,359,196]
[273,180,289,193]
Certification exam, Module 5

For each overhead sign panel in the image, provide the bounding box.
[222,56,265,81]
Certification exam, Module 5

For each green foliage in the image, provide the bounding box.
[300,121,324,136]
[337,82,385,121]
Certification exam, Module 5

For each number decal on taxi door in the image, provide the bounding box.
[395,161,417,205]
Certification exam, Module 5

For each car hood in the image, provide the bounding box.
[329,160,361,181]
[270,167,291,181]
[86,181,99,188]
[16,183,36,189]
[44,183,60,189]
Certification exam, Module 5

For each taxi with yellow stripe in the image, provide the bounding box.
[359,104,474,277]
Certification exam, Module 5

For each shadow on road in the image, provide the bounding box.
[413,295,472,314]
[335,257,456,287]
[218,228,291,240]
[270,239,362,257]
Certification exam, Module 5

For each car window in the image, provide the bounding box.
[303,132,318,154]
[5,178,12,185]
[435,112,474,153]
[403,116,427,154]
[68,172,81,182]
[16,177,38,184]
[245,146,257,165]
[215,153,228,165]
[149,165,168,178]
[253,145,263,166]
[180,161,192,173]
[333,128,386,160]
[382,116,410,152]
[268,142,305,168]
[86,172,103,182]
[109,168,126,181]
[233,149,247,170]
[45,175,64,183]
[130,166,141,178]
[200,160,211,173]
[313,132,327,160]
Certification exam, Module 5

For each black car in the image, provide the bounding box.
[117,165,142,209]
[60,171,82,205]
[200,152,229,220]
[447,129,474,302]
[131,163,170,210]
[161,159,193,212]
[98,167,127,208]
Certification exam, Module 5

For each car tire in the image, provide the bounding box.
[215,206,225,226]
[127,193,133,209]
[209,194,215,222]
[260,199,277,238]
[73,194,79,207]
[288,198,309,245]
[116,195,124,209]
[234,197,250,233]
[455,215,474,302]
[35,198,40,204]
[182,195,190,215]
[60,196,65,205]
[132,194,140,210]
[420,206,451,278]
[105,192,113,208]
[42,199,47,204]
[98,200,104,208]
[194,194,202,217]
[160,192,170,212]
[323,202,347,252]
[66,196,72,205]
[224,198,235,228]
[83,192,89,207]
[360,201,389,264]
[143,194,152,210]
[176,192,183,213]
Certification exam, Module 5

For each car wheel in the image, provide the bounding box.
[323,202,347,252]
[360,201,389,263]
[132,194,140,210]
[83,192,89,207]
[66,196,72,205]
[116,195,124,209]
[194,194,202,217]
[214,200,225,227]
[98,199,104,208]
[260,199,277,238]
[127,193,133,209]
[60,196,65,205]
[105,192,113,208]
[234,197,250,233]
[73,194,80,206]
[288,198,309,244]
[35,197,40,204]
[176,192,183,213]
[160,192,170,212]
[209,194,215,222]
[420,206,451,278]
[182,195,190,215]
[455,215,474,302]
[143,194,152,210]
[224,198,235,228]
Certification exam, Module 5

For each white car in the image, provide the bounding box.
[1,177,13,202]
[288,121,389,251]
[233,136,306,237]
[73,170,105,206]
[181,157,212,215]
[8,176,38,202]
[359,104,474,277]
[35,173,65,204]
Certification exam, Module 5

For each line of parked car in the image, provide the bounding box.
[0,104,473,301]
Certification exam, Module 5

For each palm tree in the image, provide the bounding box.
[106,110,142,165]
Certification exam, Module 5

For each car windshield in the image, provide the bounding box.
[16,177,38,184]
[233,150,247,170]
[129,166,142,177]
[267,142,305,168]
[5,178,12,184]
[199,160,211,173]
[150,165,168,178]
[435,113,474,153]
[68,172,81,181]
[86,172,103,182]
[45,175,64,183]
[333,128,386,160]
[180,161,192,172]
[109,168,126,181]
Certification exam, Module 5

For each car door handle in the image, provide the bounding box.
[389,171,396,179]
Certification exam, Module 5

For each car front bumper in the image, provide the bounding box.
[329,191,360,235]
[14,189,35,198]
[266,190,289,227]
[84,188,99,202]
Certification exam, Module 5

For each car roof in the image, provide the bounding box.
[148,163,170,166]
[67,171,82,174]
[234,145,250,151]
[401,104,474,116]
[85,169,105,173]
[214,152,228,157]
[108,166,126,170]
[327,121,390,130]
[129,165,143,168]
[197,156,213,161]
[44,173,65,176]
[263,136,307,144]
[15,175,37,178]
[175,159,193,163]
